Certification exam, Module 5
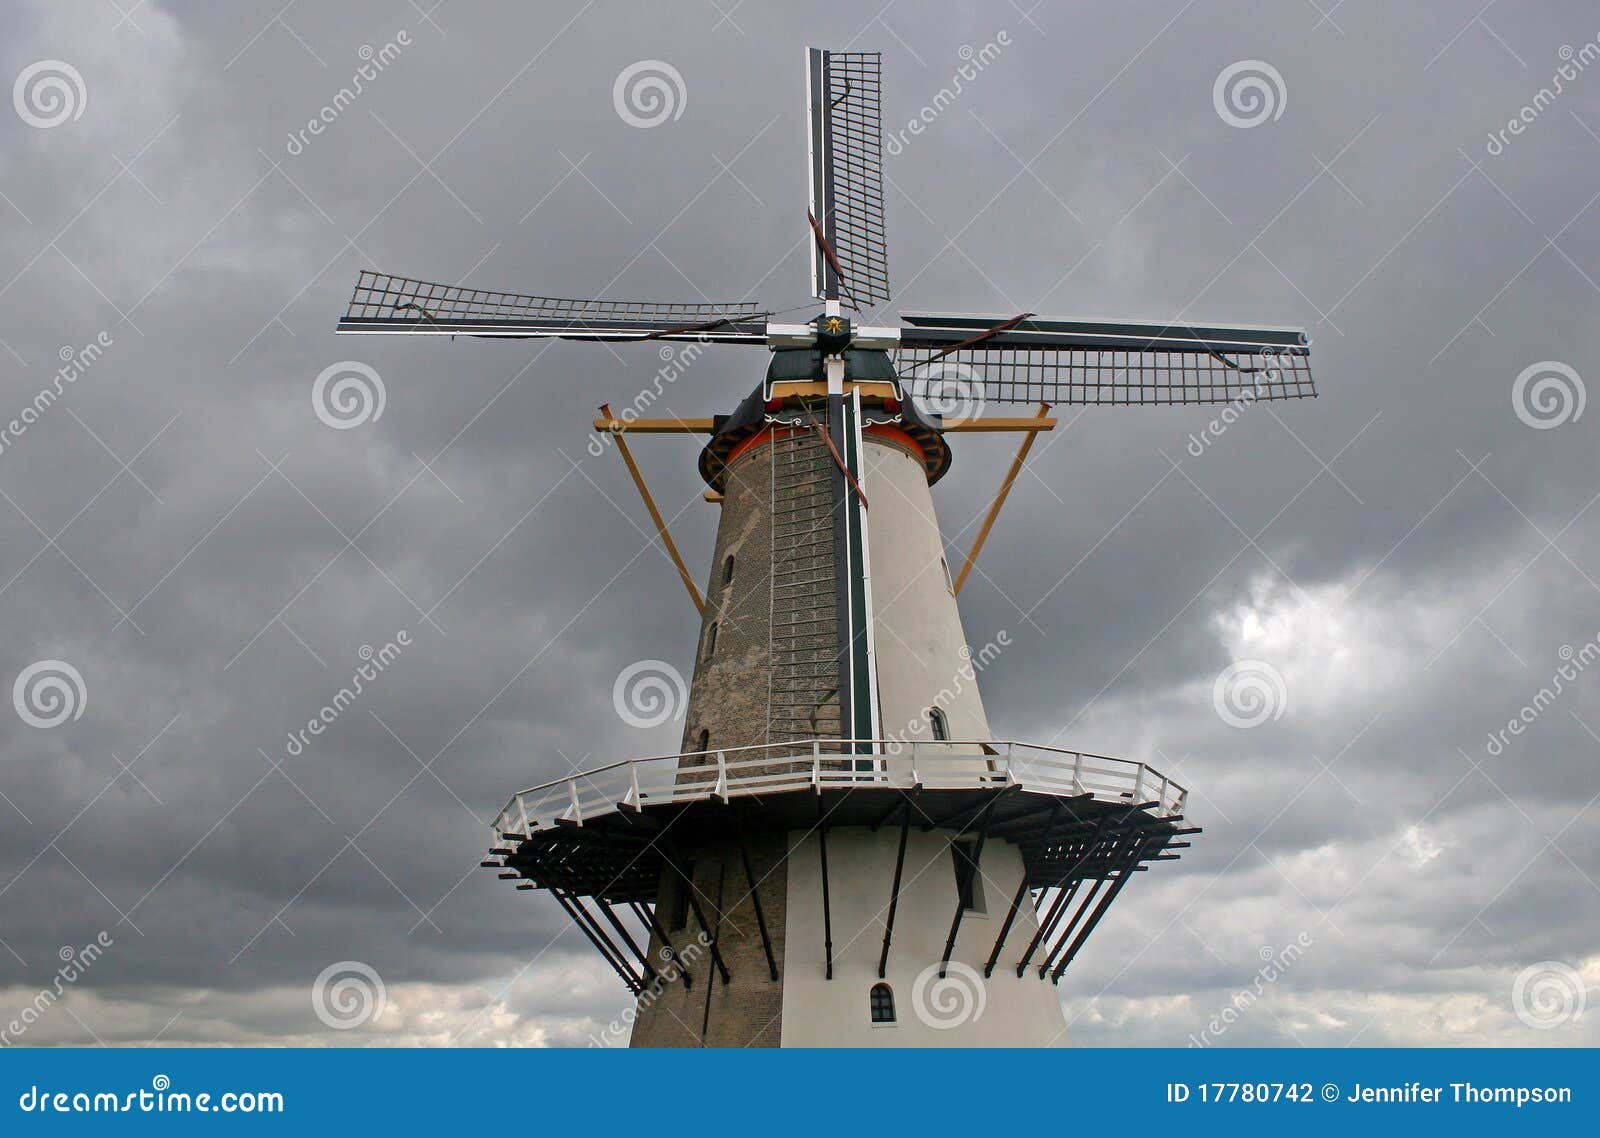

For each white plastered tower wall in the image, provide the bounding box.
[781,826,1068,1046]
[858,433,995,745]
[778,432,1067,1047]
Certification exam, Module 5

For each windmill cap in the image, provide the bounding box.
[697,352,951,489]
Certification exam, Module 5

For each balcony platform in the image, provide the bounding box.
[486,739,1194,904]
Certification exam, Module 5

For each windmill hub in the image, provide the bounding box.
[338,46,1318,1049]
[814,312,851,354]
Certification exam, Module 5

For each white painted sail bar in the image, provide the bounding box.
[491,739,1187,838]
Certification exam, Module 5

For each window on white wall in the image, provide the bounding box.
[869,983,896,1024]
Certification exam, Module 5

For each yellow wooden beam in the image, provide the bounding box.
[598,404,705,614]
[942,416,1057,432]
[592,417,715,434]
[952,403,1053,596]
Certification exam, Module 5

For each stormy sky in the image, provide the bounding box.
[1,0,1596,1047]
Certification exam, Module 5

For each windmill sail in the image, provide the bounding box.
[808,49,889,310]
[337,271,768,342]
[896,312,1316,406]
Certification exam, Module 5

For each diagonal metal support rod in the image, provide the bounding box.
[986,877,1034,979]
[877,799,911,979]
[985,801,1060,976]
[1036,828,1141,977]
[660,846,730,985]
[1015,882,1077,978]
[954,402,1052,595]
[818,799,834,980]
[735,816,779,981]
[1039,876,1106,978]
[1011,803,1119,975]
[1056,877,1132,985]
[598,402,705,614]
[633,901,692,989]
[596,897,661,989]
[552,887,641,995]
[1052,860,1141,984]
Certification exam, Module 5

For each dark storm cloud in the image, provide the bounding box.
[0,0,1596,1046]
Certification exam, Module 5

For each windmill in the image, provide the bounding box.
[339,49,1315,1047]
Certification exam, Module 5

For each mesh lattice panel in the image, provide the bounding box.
[814,52,889,309]
[897,345,1316,406]
[341,271,764,331]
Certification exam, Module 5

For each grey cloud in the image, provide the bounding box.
[1,0,1597,1046]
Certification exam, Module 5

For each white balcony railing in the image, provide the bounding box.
[491,739,1187,838]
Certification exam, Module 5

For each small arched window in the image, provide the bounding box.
[869,982,896,1024]
[695,729,710,754]
[928,707,949,741]
[703,622,718,661]
[722,554,735,585]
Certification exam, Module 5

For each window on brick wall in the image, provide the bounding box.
[870,983,896,1024]
[722,554,735,585]
[703,621,718,661]
[695,729,710,754]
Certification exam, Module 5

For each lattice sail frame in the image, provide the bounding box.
[895,313,1316,406]
[337,271,768,341]
[808,49,890,310]
[896,345,1316,406]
